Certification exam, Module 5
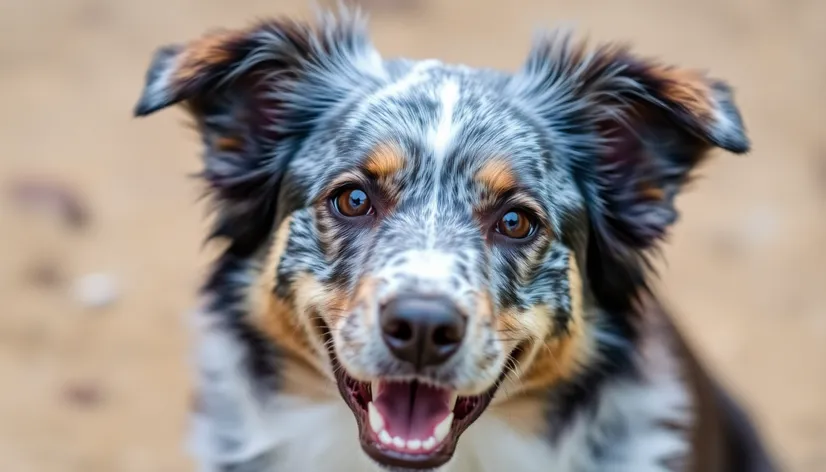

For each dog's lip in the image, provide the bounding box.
[319,319,522,470]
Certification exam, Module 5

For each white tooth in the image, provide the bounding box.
[368,402,384,433]
[422,437,436,450]
[371,380,381,398]
[393,436,405,448]
[407,439,422,451]
[433,413,453,443]
[379,430,392,445]
[448,393,458,411]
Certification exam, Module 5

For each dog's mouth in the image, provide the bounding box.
[337,374,493,469]
[320,326,516,469]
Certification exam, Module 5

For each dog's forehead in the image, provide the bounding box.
[284,58,585,223]
[335,60,550,182]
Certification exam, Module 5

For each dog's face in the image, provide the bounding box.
[135,10,748,471]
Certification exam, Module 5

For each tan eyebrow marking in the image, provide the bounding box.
[475,158,517,195]
[364,143,406,178]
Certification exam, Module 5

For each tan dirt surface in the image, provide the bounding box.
[1,0,824,470]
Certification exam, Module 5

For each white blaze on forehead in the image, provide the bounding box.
[431,78,460,165]
[427,78,461,249]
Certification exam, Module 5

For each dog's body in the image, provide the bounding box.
[135,9,777,472]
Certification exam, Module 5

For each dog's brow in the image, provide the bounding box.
[475,158,518,195]
[363,142,406,178]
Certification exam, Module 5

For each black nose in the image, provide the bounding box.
[380,295,467,369]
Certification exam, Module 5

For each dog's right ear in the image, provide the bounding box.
[133,11,384,255]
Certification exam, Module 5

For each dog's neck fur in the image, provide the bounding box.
[186,295,694,472]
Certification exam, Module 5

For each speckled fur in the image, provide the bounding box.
[135,7,775,472]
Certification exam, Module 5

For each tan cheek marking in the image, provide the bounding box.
[475,158,517,195]
[293,273,348,328]
[517,252,594,392]
[256,273,350,377]
[249,215,292,317]
[496,301,551,358]
[249,216,332,373]
[254,294,320,372]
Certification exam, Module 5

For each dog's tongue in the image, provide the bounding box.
[373,381,452,439]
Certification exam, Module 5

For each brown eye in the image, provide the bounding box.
[495,209,535,239]
[334,187,373,217]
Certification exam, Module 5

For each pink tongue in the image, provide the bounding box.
[374,381,451,439]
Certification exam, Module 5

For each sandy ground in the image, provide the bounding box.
[0,0,824,470]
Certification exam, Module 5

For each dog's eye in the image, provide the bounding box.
[495,209,535,239]
[333,187,373,217]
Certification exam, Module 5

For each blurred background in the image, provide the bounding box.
[1,0,824,470]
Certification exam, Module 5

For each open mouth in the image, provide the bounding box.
[336,374,495,469]
[320,327,509,469]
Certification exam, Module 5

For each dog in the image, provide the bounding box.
[134,7,778,472]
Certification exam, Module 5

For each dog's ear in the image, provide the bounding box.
[133,12,383,255]
[513,34,749,308]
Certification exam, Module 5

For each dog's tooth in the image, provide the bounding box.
[371,380,381,398]
[379,430,392,445]
[422,437,436,451]
[392,436,405,448]
[407,439,422,451]
[433,413,453,443]
[368,402,384,433]
[448,392,458,411]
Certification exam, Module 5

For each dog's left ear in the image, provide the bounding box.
[513,36,749,309]
[133,12,383,256]
[514,37,749,254]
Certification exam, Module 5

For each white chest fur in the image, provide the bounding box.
[187,311,692,472]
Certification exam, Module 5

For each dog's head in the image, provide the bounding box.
[135,9,748,470]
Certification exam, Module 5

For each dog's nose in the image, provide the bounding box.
[380,295,466,369]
